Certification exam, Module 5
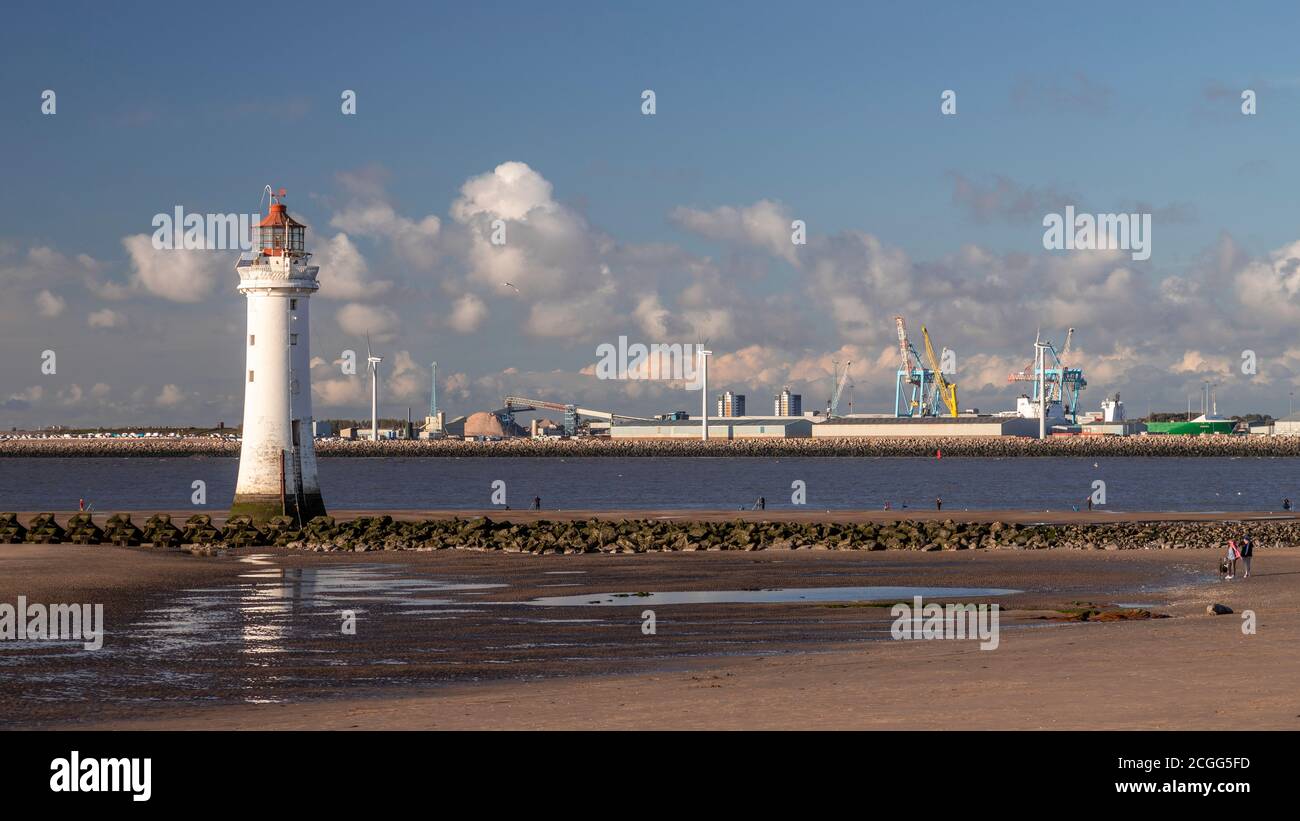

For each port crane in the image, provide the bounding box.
[1007,328,1087,422]
[921,325,959,417]
[894,315,946,417]
[826,360,852,417]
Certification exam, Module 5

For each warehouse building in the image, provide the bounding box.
[1270,412,1300,435]
[811,415,1041,438]
[611,417,812,439]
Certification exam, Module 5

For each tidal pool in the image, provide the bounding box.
[522,586,1020,607]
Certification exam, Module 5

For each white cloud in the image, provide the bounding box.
[122,233,226,302]
[447,293,487,333]
[87,308,125,328]
[336,302,400,343]
[671,199,799,264]
[330,199,441,271]
[313,232,392,300]
[155,384,185,407]
[35,289,65,317]
[452,161,558,222]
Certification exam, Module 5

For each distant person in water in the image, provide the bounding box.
[531,496,541,510]
[1239,536,1253,578]
[1285,498,1293,512]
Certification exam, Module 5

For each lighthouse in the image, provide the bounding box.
[230,188,326,522]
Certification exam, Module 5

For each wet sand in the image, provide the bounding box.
[3,540,1297,730]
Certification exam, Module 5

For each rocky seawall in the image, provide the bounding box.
[3,512,1290,553]
[4,434,1300,458]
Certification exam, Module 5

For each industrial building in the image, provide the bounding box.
[1269,413,1300,435]
[611,418,812,439]
[774,387,801,417]
[716,391,745,417]
[811,416,1041,438]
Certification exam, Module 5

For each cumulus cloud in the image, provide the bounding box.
[453,161,599,296]
[122,234,227,302]
[35,289,65,317]
[452,161,559,222]
[87,308,125,328]
[336,302,400,343]
[447,293,487,333]
[670,199,799,264]
[155,384,185,407]
[329,171,442,270]
[312,349,426,410]
[313,232,392,300]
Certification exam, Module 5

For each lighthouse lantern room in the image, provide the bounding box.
[231,187,326,522]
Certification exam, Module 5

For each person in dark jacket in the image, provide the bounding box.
[1239,536,1253,578]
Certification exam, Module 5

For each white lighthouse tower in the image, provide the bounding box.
[231,188,326,522]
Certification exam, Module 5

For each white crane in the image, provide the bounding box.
[366,332,383,441]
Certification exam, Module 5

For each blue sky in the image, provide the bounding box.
[5,1,1300,426]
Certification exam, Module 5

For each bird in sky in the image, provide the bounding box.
[503,282,520,293]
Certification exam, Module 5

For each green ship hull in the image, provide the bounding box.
[1146,419,1237,435]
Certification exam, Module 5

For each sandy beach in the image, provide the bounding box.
[3,529,1295,731]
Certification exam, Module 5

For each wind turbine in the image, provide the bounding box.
[366,332,383,441]
[697,338,712,441]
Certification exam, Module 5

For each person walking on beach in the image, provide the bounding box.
[1285,498,1293,512]
[758,496,766,511]
[1086,496,1093,512]
[531,496,541,511]
[1239,536,1253,578]
[1224,539,1241,580]
[935,497,942,511]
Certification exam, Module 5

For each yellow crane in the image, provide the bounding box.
[920,325,959,418]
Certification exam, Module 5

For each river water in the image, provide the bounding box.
[1,456,1296,512]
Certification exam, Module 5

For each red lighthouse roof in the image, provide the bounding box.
[254,189,308,258]
[258,202,305,228]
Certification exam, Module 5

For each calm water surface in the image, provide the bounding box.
[0,456,1295,512]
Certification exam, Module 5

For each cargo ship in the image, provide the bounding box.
[1145,414,1238,435]
[1146,383,1237,435]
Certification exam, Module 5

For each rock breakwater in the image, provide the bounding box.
[2,512,1293,553]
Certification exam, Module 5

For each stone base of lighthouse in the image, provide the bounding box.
[230,490,326,524]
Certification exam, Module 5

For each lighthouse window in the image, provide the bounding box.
[248,370,255,383]
[289,299,297,309]
[290,334,299,346]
